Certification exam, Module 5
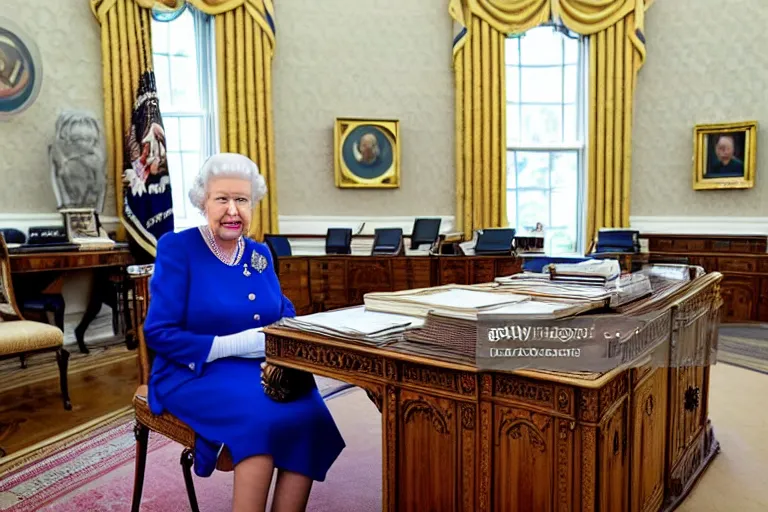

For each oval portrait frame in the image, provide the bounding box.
[334,117,400,188]
[0,17,43,121]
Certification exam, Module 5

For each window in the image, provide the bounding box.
[505,25,587,255]
[151,7,217,229]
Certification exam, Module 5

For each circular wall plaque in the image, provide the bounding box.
[0,17,43,120]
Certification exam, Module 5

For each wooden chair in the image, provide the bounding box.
[129,270,233,512]
[0,235,70,431]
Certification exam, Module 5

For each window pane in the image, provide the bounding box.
[551,152,578,189]
[506,151,517,189]
[169,10,195,57]
[506,104,520,146]
[179,117,202,152]
[505,37,519,65]
[547,227,577,254]
[170,56,200,110]
[505,66,520,103]
[564,105,578,143]
[551,188,577,229]
[152,20,170,54]
[182,152,201,188]
[521,104,562,144]
[564,36,579,65]
[520,66,562,103]
[167,151,186,218]
[164,117,181,152]
[516,151,549,188]
[563,64,577,104]
[153,55,172,108]
[520,27,563,66]
[517,190,549,231]
[506,190,517,227]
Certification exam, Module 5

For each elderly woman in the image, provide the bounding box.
[143,153,345,511]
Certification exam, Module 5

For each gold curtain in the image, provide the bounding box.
[449,0,653,244]
[91,0,154,246]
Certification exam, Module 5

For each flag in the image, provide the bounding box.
[122,70,174,258]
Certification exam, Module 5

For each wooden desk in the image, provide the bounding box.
[10,249,135,353]
[9,248,133,273]
[277,255,521,315]
[264,272,722,511]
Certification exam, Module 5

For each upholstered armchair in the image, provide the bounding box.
[128,268,233,512]
[0,235,70,411]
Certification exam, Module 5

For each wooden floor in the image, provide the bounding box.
[0,353,137,457]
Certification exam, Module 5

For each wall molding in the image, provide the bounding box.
[630,216,768,236]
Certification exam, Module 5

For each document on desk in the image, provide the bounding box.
[277,306,424,346]
[364,286,530,320]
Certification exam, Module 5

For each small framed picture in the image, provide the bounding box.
[334,117,400,188]
[693,121,757,190]
[60,208,101,240]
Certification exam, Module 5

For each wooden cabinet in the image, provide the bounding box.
[643,233,768,323]
[279,255,521,313]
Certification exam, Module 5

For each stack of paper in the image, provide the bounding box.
[276,306,424,346]
[494,270,652,309]
[476,299,599,319]
[364,285,530,321]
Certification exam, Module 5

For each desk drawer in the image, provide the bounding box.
[718,258,757,273]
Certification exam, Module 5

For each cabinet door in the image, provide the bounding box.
[758,278,768,322]
[719,276,756,322]
[492,405,572,512]
[599,400,629,512]
[630,368,668,512]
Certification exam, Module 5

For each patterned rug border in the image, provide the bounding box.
[717,331,768,376]
[0,407,135,474]
[0,408,171,511]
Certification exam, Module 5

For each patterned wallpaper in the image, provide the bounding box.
[632,0,768,217]
[272,0,456,216]
[6,0,761,222]
[0,1,112,215]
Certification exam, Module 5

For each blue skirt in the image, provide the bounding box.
[150,357,346,480]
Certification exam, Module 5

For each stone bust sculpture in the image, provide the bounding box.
[49,111,107,212]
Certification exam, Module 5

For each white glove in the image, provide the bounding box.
[207,328,265,362]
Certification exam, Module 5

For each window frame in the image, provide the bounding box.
[150,7,219,230]
[504,24,589,255]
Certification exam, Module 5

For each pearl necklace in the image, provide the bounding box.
[199,226,245,266]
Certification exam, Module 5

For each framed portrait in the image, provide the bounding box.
[0,16,44,120]
[334,118,400,188]
[693,121,757,190]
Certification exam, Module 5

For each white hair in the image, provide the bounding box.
[188,153,267,212]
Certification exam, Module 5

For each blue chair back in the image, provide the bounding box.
[264,235,292,261]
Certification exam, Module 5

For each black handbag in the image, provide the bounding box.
[260,362,317,402]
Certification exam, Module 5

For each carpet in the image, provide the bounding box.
[0,387,381,511]
[717,324,768,375]
[0,338,135,394]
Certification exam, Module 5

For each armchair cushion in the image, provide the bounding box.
[0,320,63,357]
